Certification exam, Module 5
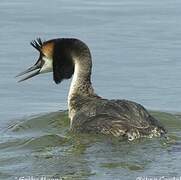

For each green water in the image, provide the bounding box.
[0,111,181,180]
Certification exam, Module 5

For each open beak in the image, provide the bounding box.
[16,61,42,82]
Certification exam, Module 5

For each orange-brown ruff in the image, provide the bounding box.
[17,38,167,141]
[41,42,54,58]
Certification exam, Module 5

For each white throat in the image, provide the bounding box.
[40,56,53,74]
[68,60,81,121]
[68,61,80,109]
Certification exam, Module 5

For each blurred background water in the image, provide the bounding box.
[1,0,181,123]
[0,0,181,179]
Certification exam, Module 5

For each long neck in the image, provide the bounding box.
[68,52,95,119]
[68,55,94,102]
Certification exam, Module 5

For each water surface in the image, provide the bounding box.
[0,0,181,179]
[1,111,181,179]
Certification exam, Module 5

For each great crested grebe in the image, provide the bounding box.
[17,38,166,141]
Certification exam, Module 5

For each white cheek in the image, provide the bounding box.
[40,57,53,74]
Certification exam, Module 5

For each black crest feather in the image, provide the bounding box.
[30,38,43,52]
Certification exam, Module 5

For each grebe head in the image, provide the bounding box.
[16,38,75,83]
